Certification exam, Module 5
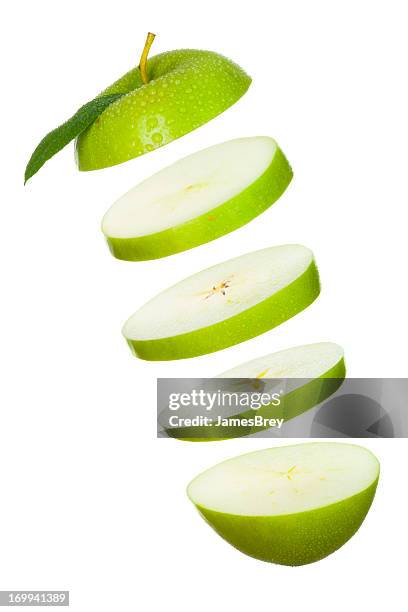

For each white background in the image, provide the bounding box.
[2,0,408,609]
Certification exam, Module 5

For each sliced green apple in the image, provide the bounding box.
[123,245,320,360]
[218,342,345,380]
[187,442,380,565]
[102,137,292,261]
[163,342,346,440]
[76,41,251,171]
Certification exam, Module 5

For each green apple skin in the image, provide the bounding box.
[76,50,251,171]
[105,147,293,261]
[192,476,379,566]
[126,260,320,361]
[165,357,346,441]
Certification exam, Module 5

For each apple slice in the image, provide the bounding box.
[123,244,320,360]
[187,443,380,565]
[219,342,346,431]
[218,342,345,380]
[102,137,293,261]
[164,342,346,440]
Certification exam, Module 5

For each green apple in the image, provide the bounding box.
[102,136,292,260]
[187,442,380,565]
[123,244,321,360]
[76,34,251,171]
[163,342,346,440]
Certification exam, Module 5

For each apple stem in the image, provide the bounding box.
[139,32,156,84]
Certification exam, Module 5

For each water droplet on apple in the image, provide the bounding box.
[147,117,158,130]
[152,132,163,144]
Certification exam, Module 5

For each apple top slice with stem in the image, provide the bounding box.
[24,33,251,182]
[187,442,380,565]
[123,244,320,360]
[102,136,293,261]
[76,33,252,171]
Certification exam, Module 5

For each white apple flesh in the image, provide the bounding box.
[218,342,344,379]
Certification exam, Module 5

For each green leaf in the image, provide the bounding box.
[24,93,125,183]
